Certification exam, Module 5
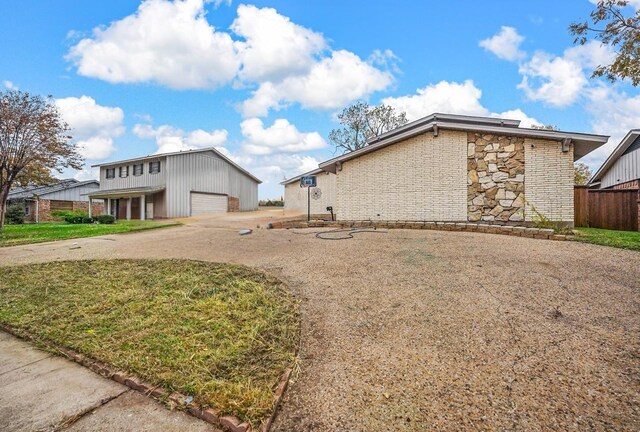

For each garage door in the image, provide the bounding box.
[190,192,227,215]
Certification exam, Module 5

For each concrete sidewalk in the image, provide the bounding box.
[0,332,219,432]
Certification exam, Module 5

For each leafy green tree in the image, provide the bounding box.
[570,0,640,85]
[329,101,408,153]
[0,90,82,230]
[574,162,593,185]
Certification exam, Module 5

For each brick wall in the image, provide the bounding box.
[284,172,336,216]
[228,196,240,212]
[73,201,105,217]
[335,129,467,221]
[524,138,574,224]
[612,179,640,190]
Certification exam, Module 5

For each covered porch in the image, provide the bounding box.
[87,186,166,220]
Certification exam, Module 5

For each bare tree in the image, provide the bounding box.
[570,0,640,85]
[329,101,408,153]
[0,90,82,229]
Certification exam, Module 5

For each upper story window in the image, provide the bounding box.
[149,161,161,174]
[133,163,143,176]
[106,168,115,179]
[119,166,129,178]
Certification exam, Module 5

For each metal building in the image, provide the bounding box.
[88,148,261,219]
[590,130,640,189]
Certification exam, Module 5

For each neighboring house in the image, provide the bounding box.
[589,129,640,190]
[7,179,103,222]
[281,169,336,217]
[88,147,261,220]
[287,113,607,228]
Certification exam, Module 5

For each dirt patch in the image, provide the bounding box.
[0,211,638,431]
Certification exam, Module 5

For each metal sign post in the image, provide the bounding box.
[300,175,317,222]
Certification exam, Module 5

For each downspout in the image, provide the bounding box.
[35,195,39,223]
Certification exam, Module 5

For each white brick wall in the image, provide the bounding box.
[524,138,574,223]
[284,172,336,215]
[336,130,467,221]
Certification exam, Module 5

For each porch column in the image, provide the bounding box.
[126,198,132,220]
[140,195,146,220]
[106,198,111,217]
[88,198,92,218]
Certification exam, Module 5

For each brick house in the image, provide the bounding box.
[287,113,607,228]
[7,179,104,222]
[281,168,336,218]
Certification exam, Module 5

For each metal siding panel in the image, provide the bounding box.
[164,152,258,217]
[42,184,100,202]
[601,148,640,188]
[99,157,166,191]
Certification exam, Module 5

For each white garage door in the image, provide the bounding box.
[191,192,227,215]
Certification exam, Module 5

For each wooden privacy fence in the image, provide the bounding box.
[574,186,640,231]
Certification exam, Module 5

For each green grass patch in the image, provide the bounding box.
[0,259,299,426]
[0,220,180,247]
[573,227,640,251]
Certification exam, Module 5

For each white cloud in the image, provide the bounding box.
[242,50,393,116]
[133,123,228,154]
[517,41,615,107]
[67,0,239,89]
[240,117,327,155]
[73,167,100,181]
[55,96,124,160]
[383,79,540,127]
[231,4,326,82]
[3,80,18,90]
[492,109,539,129]
[581,85,640,169]
[251,154,320,185]
[479,26,525,61]
[66,2,394,116]
[517,51,587,107]
[383,80,489,120]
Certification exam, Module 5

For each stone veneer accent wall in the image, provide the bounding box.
[467,132,526,223]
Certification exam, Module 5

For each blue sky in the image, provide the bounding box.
[1,0,639,198]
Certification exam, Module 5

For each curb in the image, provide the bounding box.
[267,220,571,241]
[0,323,293,432]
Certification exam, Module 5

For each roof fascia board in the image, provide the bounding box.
[320,121,608,171]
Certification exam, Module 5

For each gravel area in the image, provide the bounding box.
[1,210,638,431]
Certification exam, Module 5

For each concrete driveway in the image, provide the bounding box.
[0,210,638,431]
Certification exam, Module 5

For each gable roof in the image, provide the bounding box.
[8,179,99,200]
[589,129,640,185]
[92,147,262,184]
[280,168,326,185]
[318,113,609,173]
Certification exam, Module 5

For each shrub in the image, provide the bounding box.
[95,214,115,224]
[4,204,25,225]
[81,217,94,224]
[63,211,90,224]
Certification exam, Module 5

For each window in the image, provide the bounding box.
[24,203,30,215]
[149,161,161,174]
[133,163,143,176]
[119,166,129,178]
[106,168,115,179]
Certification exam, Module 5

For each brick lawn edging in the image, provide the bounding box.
[0,323,292,432]
[267,219,571,241]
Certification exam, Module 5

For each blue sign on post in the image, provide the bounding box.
[300,175,317,221]
[300,175,317,188]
